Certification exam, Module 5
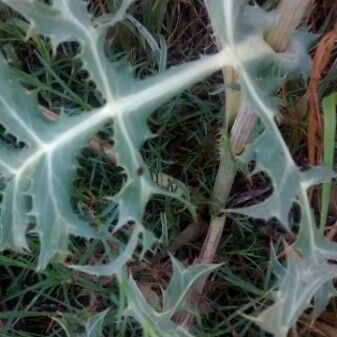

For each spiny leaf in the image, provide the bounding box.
[0,54,103,268]
[2,1,335,336]
[126,277,193,337]
[1,0,126,100]
[253,250,337,337]
[54,309,109,337]
[232,130,336,230]
[162,256,219,313]
[125,256,218,337]
[0,0,244,273]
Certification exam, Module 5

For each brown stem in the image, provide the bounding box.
[230,99,257,155]
[266,0,313,52]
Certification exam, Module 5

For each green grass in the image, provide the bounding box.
[320,93,337,232]
[0,1,337,336]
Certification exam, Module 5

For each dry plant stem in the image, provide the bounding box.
[176,68,237,328]
[198,66,242,264]
[175,62,242,328]
[168,219,206,254]
[197,155,235,263]
[178,157,235,328]
[265,0,313,52]
[192,66,238,268]
[224,67,241,127]
[229,99,256,154]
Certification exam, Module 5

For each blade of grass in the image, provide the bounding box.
[125,13,166,71]
[319,92,337,233]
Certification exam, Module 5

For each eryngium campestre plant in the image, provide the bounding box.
[0,1,335,336]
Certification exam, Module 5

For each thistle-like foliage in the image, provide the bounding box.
[0,1,336,337]
[206,0,337,336]
[125,256,218,337]
[53,309,110,337]
[0,0,232,273]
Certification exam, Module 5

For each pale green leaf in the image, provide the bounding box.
[125,257,218,337]
[54,309,109,337]
[0,0,235,273]
[162,256,219,313]
[125,277,193,337]
[254,250,337,337]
